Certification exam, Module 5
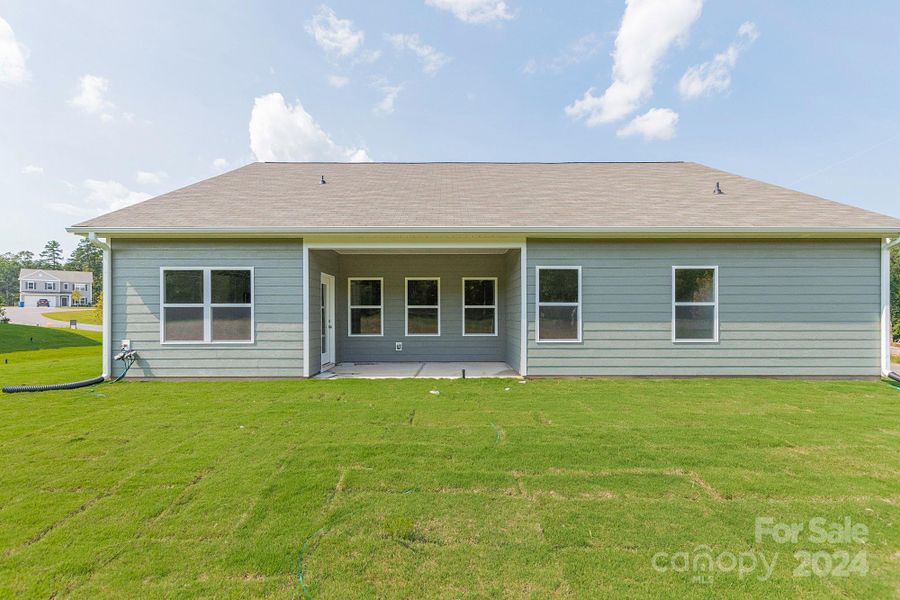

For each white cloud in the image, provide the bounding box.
[0,16,29,85]
[84,179,151,211]
[212,158,229,170]
[136,170,167,185]
[21,164,43,175]
[305,5,364,57]
[385,33,451,76]
[50,179,151,217]
[679,21,758,100]
[616,107,679,140]
[69,74,115,119]
[327,74,350,88]
[566,0,703,126]
[249,92,371,162]
[523,32,603,75]
[371,78,403,116]
[425,0,513,24]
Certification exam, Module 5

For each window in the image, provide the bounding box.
[44,282,56,291]
[348,278,383,336]
[672,266,718,342]
[406,278,440,336]
[462,278,497,336]
[536,267,581,342]
[25,281,35,290]
[160,268,254,343]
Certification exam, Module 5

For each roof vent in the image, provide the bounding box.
[320,175,326,185]
[713,181,724,195]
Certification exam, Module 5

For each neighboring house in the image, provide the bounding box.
[18,269,93,308]
[67,162,900,380]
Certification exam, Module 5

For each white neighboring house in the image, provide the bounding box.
[18,269,93,308]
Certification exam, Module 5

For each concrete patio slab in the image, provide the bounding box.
[322,361,519,379]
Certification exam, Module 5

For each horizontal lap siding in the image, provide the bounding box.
[111,239,303,378]
[336,254,507,363]
[526,239,881,376]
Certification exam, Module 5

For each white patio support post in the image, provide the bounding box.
[302,241,310,377]
[520,243,527,376]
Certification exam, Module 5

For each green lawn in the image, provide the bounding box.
[42,308,102,326]
[0,324,102,385]
[0,328,898,598]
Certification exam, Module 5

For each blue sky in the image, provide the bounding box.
[2,0,899,253]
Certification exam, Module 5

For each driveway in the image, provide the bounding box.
[2,306,102,332]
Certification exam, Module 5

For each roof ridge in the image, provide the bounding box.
[259,160,688,165]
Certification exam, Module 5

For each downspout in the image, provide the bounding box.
[882,237,900,378]
[88,232,112,379]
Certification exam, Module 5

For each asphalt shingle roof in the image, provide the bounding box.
[70,162,900,232]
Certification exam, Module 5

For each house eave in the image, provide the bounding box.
[66,225,900,239]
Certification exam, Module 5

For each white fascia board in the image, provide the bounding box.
[67,225,900,237]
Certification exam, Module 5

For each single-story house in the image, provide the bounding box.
[67,162,900,380]
[18,269,93,308]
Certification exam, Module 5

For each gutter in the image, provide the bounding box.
[87,231,110,251]
[87,232,112,379]
[67,225,900,238]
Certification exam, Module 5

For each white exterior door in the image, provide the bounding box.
[320,273,335,368]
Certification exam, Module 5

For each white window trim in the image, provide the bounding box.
[535,266,582,343]
[461,277,498,337]
[159,267,255,345]
[405,277,441,337]
[25,281,35,290]
[348,277,384,337]
[671,265,719,344]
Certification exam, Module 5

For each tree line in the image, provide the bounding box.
[893,248,900,341]
[0,239,102,306]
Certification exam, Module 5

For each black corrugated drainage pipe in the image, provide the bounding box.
[888,372,900,384]
[3,376,105,394]
[3,351,138,393]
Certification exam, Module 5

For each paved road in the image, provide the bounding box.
[2,306,102,332]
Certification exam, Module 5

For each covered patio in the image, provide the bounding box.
[313,361,520,379]
[303,240,526,378]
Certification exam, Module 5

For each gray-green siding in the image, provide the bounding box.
[526,239,882,376]
[110,239,303,378]
[109,238,882,379]
[503,249,522,371]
